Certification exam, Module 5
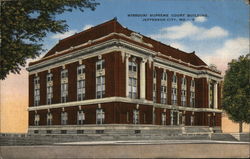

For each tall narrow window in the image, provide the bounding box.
[128,61,137,98]
[209,82,214,108]
[96,60,105,99]
[153,70,157,102]
[171,74,177,105]
[96,109,105,124]
[34,76,40,106]
[61,112,68,125]
[34,114,40,126]
[61,69,68,103]
[181,77,187,106]
[47,112,52,125]
[190,80,195,107]
[77,110,85,125]
[133,109,139,124]
[77,65,85,101]
[47,73,53,105]
[161,112,166,125]
[161,72,167,104]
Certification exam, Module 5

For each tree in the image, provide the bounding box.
[0,0,99,80]
[222,54,250,132]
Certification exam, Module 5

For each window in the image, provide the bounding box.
[96,59,105,70]
[96,76,105,98]
[171,88,177,105]
[153,83,157,102]
[181,90,186,106]
[47,112,52,125]
[161,86,167,104]
[153,70,157,102]
[172,74,178,105]
[47,86,53,104]
[47,73,53,105]
[34,114,40,126]
[209,83,214,108]
[77,65,85,75]
[77,130,84,134]
[161,113,166,125]
[128,61,138,99]
[133,109,139,124]
[96,60,105,99]
[96,109,105,124]
[181,77,187,106]
[34,76,40,106]
[190,80,195,107]
[129,77,137,98]
[61,69,68,103]
[190,115,194,126]
[172,75,177,83]
[77,65,86,101]
[161,72,167,104]
[61,130,67,134]
[162,72,167,81]
[47,73,53,82]
[77,110,85,125]
[61,112,68,125]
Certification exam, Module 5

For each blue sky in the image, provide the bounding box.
[44,0,249,72]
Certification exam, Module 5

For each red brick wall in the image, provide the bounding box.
[156,67,163,103]
[85,56,98,99]
[195,78,208,108]
[176,73,183,106]
[145,61,153,100]
[51,66,62,104]
[38,71,48,105]
[186,76,191,107]
[29,74,35,107]
[66,62,78,102]
[167,71,173,105]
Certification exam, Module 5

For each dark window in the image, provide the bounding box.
[96,130,104,134]
[34,130,39,134]
[134,130,141,134]
[46,130,52,134]
[61,130,67,134]
[77,130,84,134]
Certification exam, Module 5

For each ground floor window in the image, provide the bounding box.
[190,115,194,126]
[61,112,68,125]
[96,109,105,124]
[47,112,52,125]
[161,113,166,125]
[34,114,40,126]
[171,110,178,125]
[77,110,85,125]
[133,109,139,124]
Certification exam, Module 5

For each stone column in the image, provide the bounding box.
[140,58,146,99]
[214,82,218,109]
[125,54,130,97]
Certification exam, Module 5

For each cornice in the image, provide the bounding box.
[28,97,222,113]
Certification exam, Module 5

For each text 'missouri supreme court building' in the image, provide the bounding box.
[27,19,223,134]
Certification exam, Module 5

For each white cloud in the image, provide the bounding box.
[82,24,93,31]
[198,26,229,40]
[195,16,207,23]
[202,37,249,72]
[51,30,77,40]
[150,22,228,40]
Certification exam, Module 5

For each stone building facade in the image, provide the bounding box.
[28,19,222,134]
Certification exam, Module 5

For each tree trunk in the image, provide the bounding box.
[239,121,243,133]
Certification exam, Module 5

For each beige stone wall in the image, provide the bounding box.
[0,69,28,133]
[222,112,250,133]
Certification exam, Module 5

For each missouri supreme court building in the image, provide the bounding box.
[27,19,223,135]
